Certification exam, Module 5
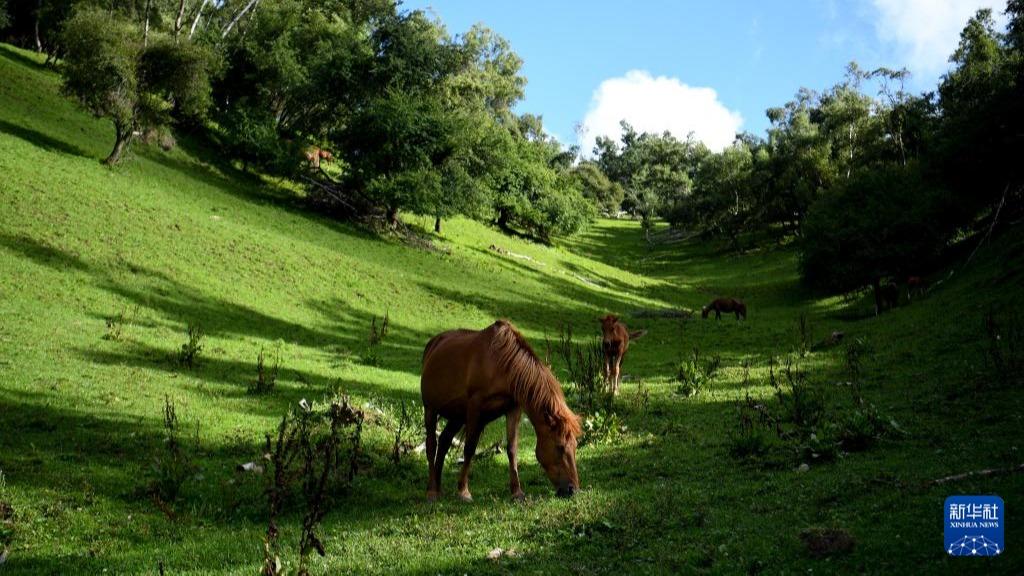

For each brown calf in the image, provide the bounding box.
[598,315,647,396]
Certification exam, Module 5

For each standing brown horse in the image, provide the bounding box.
[421,320,581,502]
[598,315,646,395]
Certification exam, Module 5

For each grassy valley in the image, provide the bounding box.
[1,43,1022,574]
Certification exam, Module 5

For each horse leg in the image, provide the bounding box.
[456,411,483,502]
[424,407,438,500]
[506,407,525,500]
[428,418,463,502]
[613,356,623,395]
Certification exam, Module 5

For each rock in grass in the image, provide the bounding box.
[487,548,518,561]
[236,461,264,474]
[800,528,855,558]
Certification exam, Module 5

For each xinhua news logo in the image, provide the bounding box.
[944,495,1004,557]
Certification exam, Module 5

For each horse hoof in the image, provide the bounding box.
[512,492,526,502]
[456,492,473,503]
[426,492,440,503]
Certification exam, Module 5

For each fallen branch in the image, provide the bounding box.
[300,175,360,214]
[571,273,601,287]
[630,308,692,319]
[964,184,1011,268]
[929,463,1024,485]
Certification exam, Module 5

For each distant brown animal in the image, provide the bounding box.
[701,298,747,320]
[304,146,333,168]
[906,276,925,302]
[598,315,647,396]
[876,281,899,314]
[420,320,581,502]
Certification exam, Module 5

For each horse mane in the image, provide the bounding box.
[489,321,581,440]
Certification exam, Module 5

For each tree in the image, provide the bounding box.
[572,162,624,215]
[801,164,943,314]
[937,7,1022,222]
[214,0,373,171]
[341,88,456,227]
[684,142,755,247]
[60,7,212,164]
[486,118,593,241]
[764,89,832,233]
[817,63,880,180]
[594,122,706,230]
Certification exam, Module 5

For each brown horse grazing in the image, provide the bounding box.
[598,315,647,396]
[420,320,582,502]
[702,298,747,320]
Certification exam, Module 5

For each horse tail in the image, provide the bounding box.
[629,329,648,341]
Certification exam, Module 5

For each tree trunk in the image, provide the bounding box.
[872,277,882,317]
[496,208,511,232]
[386,206,399,229]
[143,0,151,46]
[34,0,43,53]
[434,216,441,233]
[104,129,132,165]
[189,0,210,39]
[174,0,188,42]
[222,0,261,39]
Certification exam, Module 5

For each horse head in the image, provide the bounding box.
[535,410,581,498]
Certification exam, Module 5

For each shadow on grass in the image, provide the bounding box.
[0,118,92,159]
[77,340,420,417]
[0,232,93,272]
[0,45,49,72]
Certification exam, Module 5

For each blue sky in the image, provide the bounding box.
[403,0,1006,152]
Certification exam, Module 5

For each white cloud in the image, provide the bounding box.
[871,0,1007,76]
[578,70,743,155]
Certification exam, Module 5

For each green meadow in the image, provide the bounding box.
[1,43,1022,574]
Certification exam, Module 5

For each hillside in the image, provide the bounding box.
[1,43,1022,574]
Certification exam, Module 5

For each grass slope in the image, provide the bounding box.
[1,43,1022,574]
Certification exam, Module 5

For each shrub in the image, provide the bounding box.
[104,306,132,341]
[768,356,823,430]
[629,379,650,415]
[149,396,197,512]
[361,312,389,367]
[579,410,627,446]
[386,400,418,466]
[177,323,204,368]
[674,347,720,397]
[249,347,280,395]
[729,392,779,460]
[550,323,611,413]
[262,396,365,576]
[796,311,812,356]
[728,426,770,459]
